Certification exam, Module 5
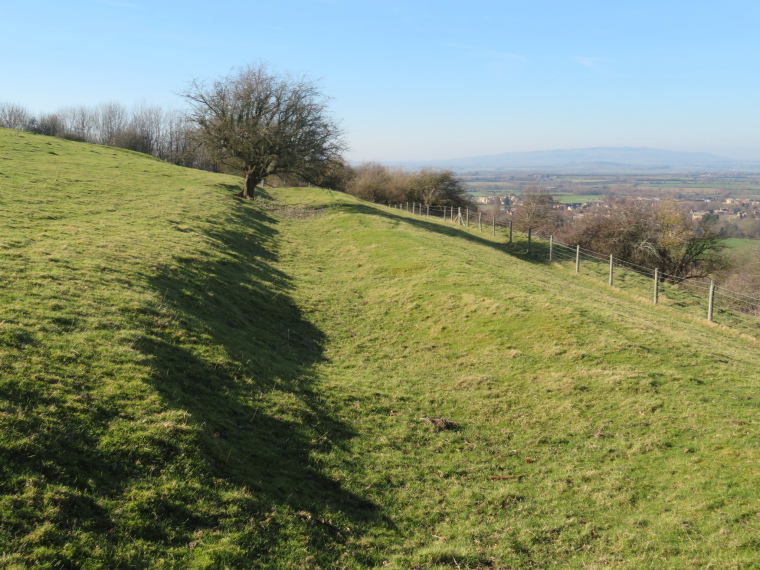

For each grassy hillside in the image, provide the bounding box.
[1,127,759,568]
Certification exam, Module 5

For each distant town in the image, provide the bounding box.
[462,171,760,240]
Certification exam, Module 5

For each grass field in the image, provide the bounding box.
[553,194,604,204]
[2,128,760,568]
[722,237,760,252]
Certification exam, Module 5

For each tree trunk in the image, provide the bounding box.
[239,169,264,200]
[241,171,262,200]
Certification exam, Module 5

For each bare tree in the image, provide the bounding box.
[97,102,129,146]
[344,164,474,208]
[559,198,729,281]
[130,103,165,155]
[410,168,472,207]
[511,191,557,233]
[181,63,346,199]
[347,162,396,202]
[59,105,98,142]
[35,112,65,137]
[0,103,31,130]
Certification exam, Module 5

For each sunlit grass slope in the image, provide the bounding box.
[1,127,759,568]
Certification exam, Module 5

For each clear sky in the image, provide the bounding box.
[2,0,759,162]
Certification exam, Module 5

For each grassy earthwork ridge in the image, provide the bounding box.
[1,127,759,568]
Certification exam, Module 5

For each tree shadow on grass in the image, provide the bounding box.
[134,202,391,566]
[0,190,396,568]
[334,203,554,264]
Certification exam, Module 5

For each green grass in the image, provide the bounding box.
[554,194,604,204]
[722,237,760,252]
[2,127,760,568]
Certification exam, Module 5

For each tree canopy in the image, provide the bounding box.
[182,63,346,199]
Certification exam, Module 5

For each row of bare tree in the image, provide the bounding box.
[0,101,215,170]
[506,194,760,315]
[506,193,731,281]
[339,162,474,208]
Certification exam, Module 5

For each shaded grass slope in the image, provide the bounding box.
[1,127,759,568]
[0,129,381,568]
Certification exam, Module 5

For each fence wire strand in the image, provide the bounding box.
[390,202,759,328]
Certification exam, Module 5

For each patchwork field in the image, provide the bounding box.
[1,128,759,568]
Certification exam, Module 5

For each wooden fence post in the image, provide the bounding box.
[575,245,580,274]
[549,235,553,261]
[466,208,469,227]
[509,220,513,244]
[527,228,532,253]
[608,254,614,286]
[427,204,430,217]
[708,279,715,322]
[653,268,659,304]
[492,216,495,236]
[479,212,482,231]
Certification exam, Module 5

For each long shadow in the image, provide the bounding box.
[134,201,390,566]
[0,196,392,568]
[334,202,555,264]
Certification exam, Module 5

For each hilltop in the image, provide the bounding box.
[1,127,759,568]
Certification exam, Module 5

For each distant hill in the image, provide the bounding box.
[391,147,760,172]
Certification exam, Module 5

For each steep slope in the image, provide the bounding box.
[1,128,759,568]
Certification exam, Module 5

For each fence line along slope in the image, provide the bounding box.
[261,189,760,568]
[394,202,760,333]
[1,127,759,568]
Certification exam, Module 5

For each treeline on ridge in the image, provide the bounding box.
[328,162,474,209]
[0,101,216,170]
[0,101,472,209]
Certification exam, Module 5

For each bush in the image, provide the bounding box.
[345,163,473,208]
[557,197,731,281]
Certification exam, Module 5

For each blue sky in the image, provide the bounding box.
[2,0,759,161]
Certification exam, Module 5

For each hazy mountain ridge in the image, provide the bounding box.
[389,147,760,172]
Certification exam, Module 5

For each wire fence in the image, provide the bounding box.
[388,202,760,334]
